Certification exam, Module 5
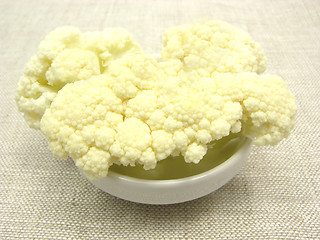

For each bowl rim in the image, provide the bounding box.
[103,137,252,185]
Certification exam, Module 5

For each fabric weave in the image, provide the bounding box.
[0,0,319,239]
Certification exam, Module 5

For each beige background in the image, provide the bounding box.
[1,0,319,239]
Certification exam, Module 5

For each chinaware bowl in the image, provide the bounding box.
[79,137,252,204]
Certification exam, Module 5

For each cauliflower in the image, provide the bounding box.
[15,27,142,129]
[161,21,266,75]
[16,21,297,179]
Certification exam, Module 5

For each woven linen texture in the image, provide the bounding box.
[0,0,319,239]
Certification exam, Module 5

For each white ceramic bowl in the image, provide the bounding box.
[81,138,252,204]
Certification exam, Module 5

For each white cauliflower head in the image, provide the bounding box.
[16,21,297,179]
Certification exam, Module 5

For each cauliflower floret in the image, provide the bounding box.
[40,69,296,179]
[239,72,297,145]
[46,49,101,85]
[184,143,207,164]
[80,28,142,66]
[126,90,158,120]
[151,130,175,160]
[38,26,81,61]
[105,54,158,100]
[162,21,266,75]
[15,27,142,129]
